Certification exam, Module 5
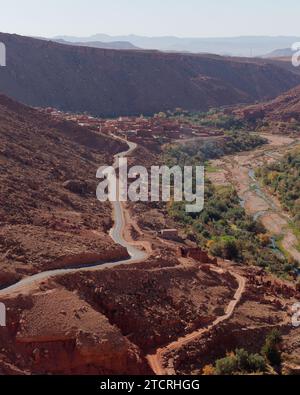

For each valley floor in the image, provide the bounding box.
[1,132,300,376]
[208,134,300,264]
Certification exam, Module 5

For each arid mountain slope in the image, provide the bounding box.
[0,94,127,287]
[1,33,300,116]
[234,85,300,124]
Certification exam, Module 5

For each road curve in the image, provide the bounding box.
[147,270,246,375]
[0,138,148,297]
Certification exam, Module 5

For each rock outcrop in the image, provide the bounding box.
[0,289,150,375]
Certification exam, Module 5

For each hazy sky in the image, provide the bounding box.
[0,0,299,38]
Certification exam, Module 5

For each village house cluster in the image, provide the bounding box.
[39,107,224,144]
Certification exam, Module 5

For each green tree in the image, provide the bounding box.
[214,349,266,375]
[262,329,283,367]
[215,355,238,375]
[235,349,266,373]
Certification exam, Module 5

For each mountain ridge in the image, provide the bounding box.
[44,37,140,50]
[235,84,300,122]
[1,32,300,117]
[263,48,294,59]
[54,34,300,56]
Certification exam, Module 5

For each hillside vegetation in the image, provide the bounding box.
[256,149,300,229]
[164,131,267,164]
[164,134,295,277]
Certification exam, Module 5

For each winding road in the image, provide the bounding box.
[0,135,248,377]
[0,138,148,297]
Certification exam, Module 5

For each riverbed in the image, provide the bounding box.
[208,134,300,263]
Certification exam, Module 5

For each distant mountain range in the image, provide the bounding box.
[263,48,294,58]
[1,32,300,117]
[53,38,140,50]
[54,34,300,57]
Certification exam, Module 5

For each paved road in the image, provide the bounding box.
[0,138,147,297]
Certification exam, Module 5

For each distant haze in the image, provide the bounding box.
[53,39,139,51]
[1,0,300,39]
[53,34,300,57]
[1,0,300,56]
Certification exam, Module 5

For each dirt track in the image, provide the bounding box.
[146,268,246,375]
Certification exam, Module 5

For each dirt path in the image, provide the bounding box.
[146,269,246,375]
[122,204,153,256]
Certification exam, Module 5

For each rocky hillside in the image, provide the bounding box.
[0,258,237,374]
[1,33,300,117]
[0,287,150,375]
[234,85,300,125]
[0,94,127,287]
